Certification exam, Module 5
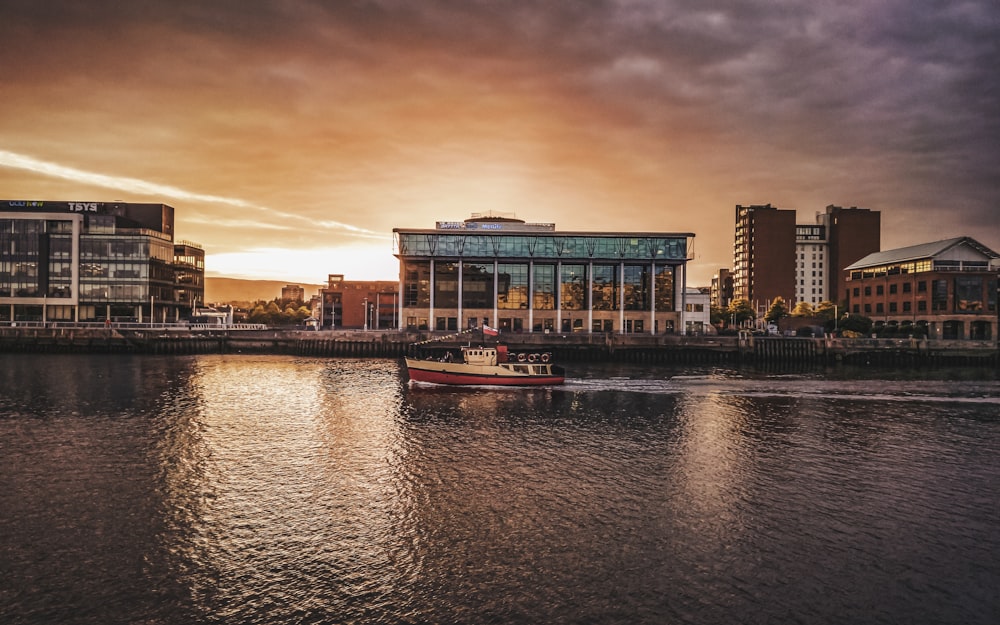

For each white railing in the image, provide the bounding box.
[3,321,267,331]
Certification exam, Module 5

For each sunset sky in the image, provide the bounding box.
[1,0,997,285]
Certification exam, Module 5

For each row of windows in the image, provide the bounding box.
[403,261,678,312]
[396,233,689,261]
[406,315,673,333]
[850,278,997,314]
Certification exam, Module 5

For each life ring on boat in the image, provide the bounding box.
[541,353,551,363]
[528,353,538,363]
[517,352,527,362]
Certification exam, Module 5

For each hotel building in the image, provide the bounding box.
[844,237,998,340]
[393,215,695,334]
[1,200,204,324]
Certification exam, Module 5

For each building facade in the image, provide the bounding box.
[795,223,828,306]
[735,203,880,310]
[684,287,711,335]
[1,200,203,324]
[393,215,695,334]
[821,205,881,305]
[733,204,796,310]
[281,284,305,302]
[317,274,398,330]
[710,268,734,310]
[844,237,998,340]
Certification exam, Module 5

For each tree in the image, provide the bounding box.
[764,297,789,324]
[791,301,815,317]
[814,300,837,321]
[727,298,755,326]
[839,313,873,337]
[710,305,729,328]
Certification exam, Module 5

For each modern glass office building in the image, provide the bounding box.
[393,215,694,334]
[1,200,204,324]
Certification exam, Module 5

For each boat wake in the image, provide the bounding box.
[562,376,1000,405]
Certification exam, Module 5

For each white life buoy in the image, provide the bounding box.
[517,352,526,362]
[541,353,551,363]
[528,353,538,363]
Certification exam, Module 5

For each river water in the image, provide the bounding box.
[1,354,998,625]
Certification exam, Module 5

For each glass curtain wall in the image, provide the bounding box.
[403,261,431,307]
[434,262,458,308]
[560,264,586,310]
[622,265,649,310]
[591,264,618,311]
[532,264,556,310]
[497,263,528,309]
[654,265,675,312]
[1,219,41,297]
[462,262,493,309]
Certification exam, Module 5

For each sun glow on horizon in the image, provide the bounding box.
[206,246,400,284]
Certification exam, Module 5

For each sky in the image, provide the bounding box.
[1,0,998,286]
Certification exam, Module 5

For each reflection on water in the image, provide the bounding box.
[1,354,999,624]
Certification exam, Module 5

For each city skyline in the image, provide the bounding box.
[2,1,998,286]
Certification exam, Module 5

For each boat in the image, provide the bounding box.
[405,344,565,386]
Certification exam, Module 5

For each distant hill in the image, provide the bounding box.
[205,277,325,304]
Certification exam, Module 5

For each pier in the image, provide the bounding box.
[0,325,996,367]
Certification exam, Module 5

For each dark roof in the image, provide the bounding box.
[845,237,999,270]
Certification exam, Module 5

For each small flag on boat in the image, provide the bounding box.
[483,325,499,336]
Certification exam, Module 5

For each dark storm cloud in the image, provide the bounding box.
[1,0,997,278]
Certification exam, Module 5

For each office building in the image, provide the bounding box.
[393,214,695,334]
[1,200,203,323]
[317,274,398,330]
[844,237,998,340]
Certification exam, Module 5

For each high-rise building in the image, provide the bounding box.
[734,203,880,310]
[733,204,797,310]
[1,200,203,324]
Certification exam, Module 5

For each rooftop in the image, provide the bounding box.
[845,236,999,270]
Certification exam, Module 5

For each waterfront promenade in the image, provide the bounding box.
[0,324,995,367]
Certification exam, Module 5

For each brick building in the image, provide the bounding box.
[844,237,998,340]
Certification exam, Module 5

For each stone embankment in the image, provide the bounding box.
[0,325,996,367]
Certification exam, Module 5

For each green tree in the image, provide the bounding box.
[764,297,789,324]
[727,298,755,326]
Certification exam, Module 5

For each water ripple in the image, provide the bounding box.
[2,355,999,624]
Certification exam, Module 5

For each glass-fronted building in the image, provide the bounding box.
[1,200,204,324]
[393,215,694,334]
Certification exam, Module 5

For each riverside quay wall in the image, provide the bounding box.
[0,326,997,367]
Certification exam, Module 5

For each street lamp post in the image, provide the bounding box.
[362,297,368,331]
